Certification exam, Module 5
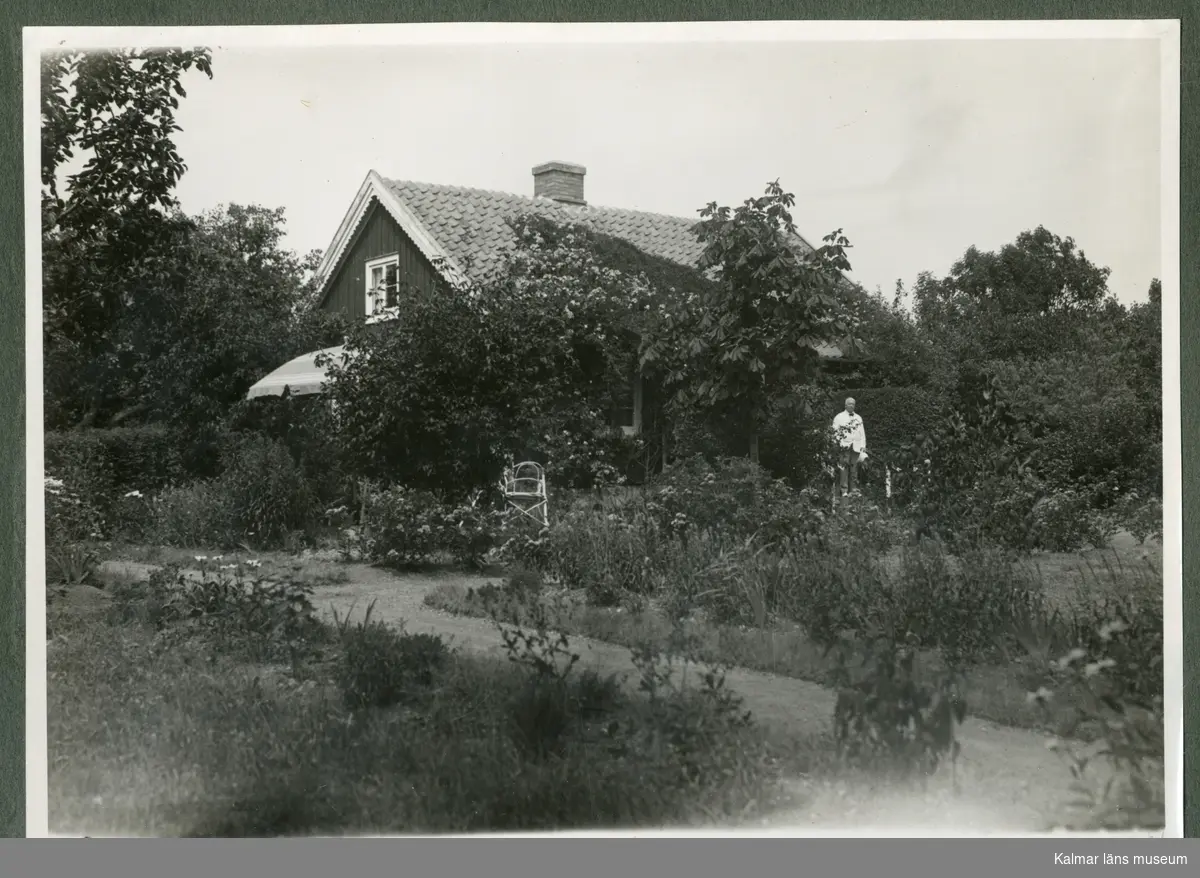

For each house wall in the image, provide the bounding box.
[319,199,441,318]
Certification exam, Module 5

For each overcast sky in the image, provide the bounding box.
[154,36,1162,305]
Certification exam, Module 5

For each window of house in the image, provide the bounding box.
[365,255,400,315]
[612,371,643,436]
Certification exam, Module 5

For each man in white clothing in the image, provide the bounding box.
[831,397,866,497]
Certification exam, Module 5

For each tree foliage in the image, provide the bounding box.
[42,48,213,339]
[41,47,219,427]
[115,204,345,429]
[876,227,1163,535]
[41,47,213,239]
[639,180,855,461]
[45,202,346,431]
[912,226,1113,386]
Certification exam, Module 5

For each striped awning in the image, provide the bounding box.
[245,345,349,399]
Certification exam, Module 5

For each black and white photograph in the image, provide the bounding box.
[26,21,1181,837]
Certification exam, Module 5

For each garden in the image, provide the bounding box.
[41,50,1166,834]
[43,210,1166,834]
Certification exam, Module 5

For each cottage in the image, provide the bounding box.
[248,162,858,444]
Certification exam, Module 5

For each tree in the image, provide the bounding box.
[41,47,214,426]
[42,47,213,239]
[102,204,347,431]
[913,227,1111,378]
[640,180,854,463]
[909,228,1161,505]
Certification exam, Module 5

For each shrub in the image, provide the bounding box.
[829,634,966,781]
[644,454,822,546]
[521,407,641,491]
[145,435,321,551]
[443,499,507,568]
[821,497,908,553]
[988,353,1155,500]
[758,538,886,649]
[505,566,545,596]
[493,520,553,572]
[219,434,317,549]
[147,481,236,548]
[625,627,759,793]
[758,387,838,488]
[495,595,588,758]
[108,560,323,664]
[888,380,1046,549]
[44,474,104,544]
[650,529,768,626]
[222,395,352,510]
[509,677,576,759]
[46,543,101,592]
[362,484,505,569]
[1059,562,1164,709]
[108,489,156,542]
[335,603,452,710]
[1030,610,1165,830]
[893,541,1046,668]
[1111,492,1163,545]
[743,536,1047,669]
[1027,488,1117,551]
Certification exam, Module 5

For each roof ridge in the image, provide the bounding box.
[382,174,822,256]
[381,175,704,229]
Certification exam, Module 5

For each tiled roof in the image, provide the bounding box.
[340,173,849,360]
[380,177,819,284]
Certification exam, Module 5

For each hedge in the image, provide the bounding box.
[44,425,186,514]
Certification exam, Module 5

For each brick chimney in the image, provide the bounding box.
[532,161,586,205]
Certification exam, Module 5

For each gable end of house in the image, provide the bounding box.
[316,197,445,319]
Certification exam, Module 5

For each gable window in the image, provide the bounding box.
[365,255,400,316]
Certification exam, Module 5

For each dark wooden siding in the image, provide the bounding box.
[319,199,442,319]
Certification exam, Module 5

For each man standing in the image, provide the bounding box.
[831,397,866,497]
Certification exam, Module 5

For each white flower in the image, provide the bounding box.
[219,564,237,571]
[1083,658,1116,678]
[124,490,143,499]
[1025,686,1054,705]
[245,560,262,569]
[1055,648,1087,669]
[1098,620,1128,641]
[194,555,209,562]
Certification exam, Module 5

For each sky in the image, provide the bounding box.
[145,35,1163,305]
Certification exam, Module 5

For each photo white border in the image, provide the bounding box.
[23,18,1183,839]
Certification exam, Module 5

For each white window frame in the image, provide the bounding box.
[619,373,644,437]
[364,254,401,320]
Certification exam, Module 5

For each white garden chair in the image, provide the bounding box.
[501,461,549,528]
